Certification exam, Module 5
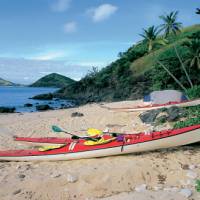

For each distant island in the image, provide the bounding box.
[0,77,18,86]
[30,73,75,88]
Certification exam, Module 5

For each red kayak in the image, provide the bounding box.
[1,124,200,161]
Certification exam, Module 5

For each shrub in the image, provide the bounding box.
[196,180,200,192]
[173,105,200,128]
[186,85,200,99]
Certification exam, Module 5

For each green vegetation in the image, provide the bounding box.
[196,8,200,15]
[159,11,182,36]
[186,85,200,99]
[0,77,17,86]
[174,105,200,129]
[174,118,200,129]
[196,180,200,192]
[184,36,200,69]
[140,26,166,52]
[30,73,75,88]
[55,11,200,104]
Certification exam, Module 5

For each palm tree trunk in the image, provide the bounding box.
[174,45,194,88]
[152,51,188,94]
[156,60,188,95]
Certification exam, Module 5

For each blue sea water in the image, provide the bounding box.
[0,86,72,112]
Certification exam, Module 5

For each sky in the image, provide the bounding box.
[0,0,199,84]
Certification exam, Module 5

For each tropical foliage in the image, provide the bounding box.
[174,105,200,129]
[159,11,182,36]
[196,8,200,15]
[55,10,200,104]
[157,11,197,90]
[186,85,200,99]
[184,38,200,69]
[196,180,200,192]
[140,26,166,52]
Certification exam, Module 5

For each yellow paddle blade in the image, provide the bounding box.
[84,138,115,146]
[87,128,103,136]
[38,144,65,152]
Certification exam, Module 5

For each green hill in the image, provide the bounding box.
[55,24,200,103]
[30,73,75,88]
[0,78,17,86]
[130,24,200,76]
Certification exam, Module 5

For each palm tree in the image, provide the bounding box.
[196,8,200,15]
[159,11,182,36]
[140,26,166,52]
[159,11,193,88]
[184,38,200,69]
[139,26,188,92]
[156,60,188,93]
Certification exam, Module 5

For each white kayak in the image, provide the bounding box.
[109,99,200,112]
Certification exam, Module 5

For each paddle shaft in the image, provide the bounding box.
[63,130,76,137]
[62,130,100,141]
[53,126,119,141]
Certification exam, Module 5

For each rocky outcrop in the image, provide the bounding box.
[0,107,15,113]
[31,93,53,100]
[36,105,52,111]
[24,103,33,107]
[139,106,186,125]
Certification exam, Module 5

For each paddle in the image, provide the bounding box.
[52,125,100,141]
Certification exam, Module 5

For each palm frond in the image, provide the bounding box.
[197,58,200,69]
[196,8,200,14]
[140,25,165,52]
[159,11,182,36]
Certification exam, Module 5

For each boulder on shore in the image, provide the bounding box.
[24,103,33,107]
[139,110,161,124]
[139,106,185,125]
[0,107,15,113]
[71,112,84,117]
[36,105,52,111]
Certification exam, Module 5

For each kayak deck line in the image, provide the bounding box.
[14,136,72,144]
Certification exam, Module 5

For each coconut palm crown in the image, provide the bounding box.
[140,26,166,52]
[159,11,182,36]
[196,8,200,14]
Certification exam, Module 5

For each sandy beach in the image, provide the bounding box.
[0,100,200,200]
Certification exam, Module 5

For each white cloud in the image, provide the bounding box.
[0,58,92,84]
[87,4,118,22]
[32,52,65,61]
[75,61,107,68]
[51,0,71,12]
[63,21,77,33]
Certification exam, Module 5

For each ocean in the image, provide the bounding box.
[0,86,72,112]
